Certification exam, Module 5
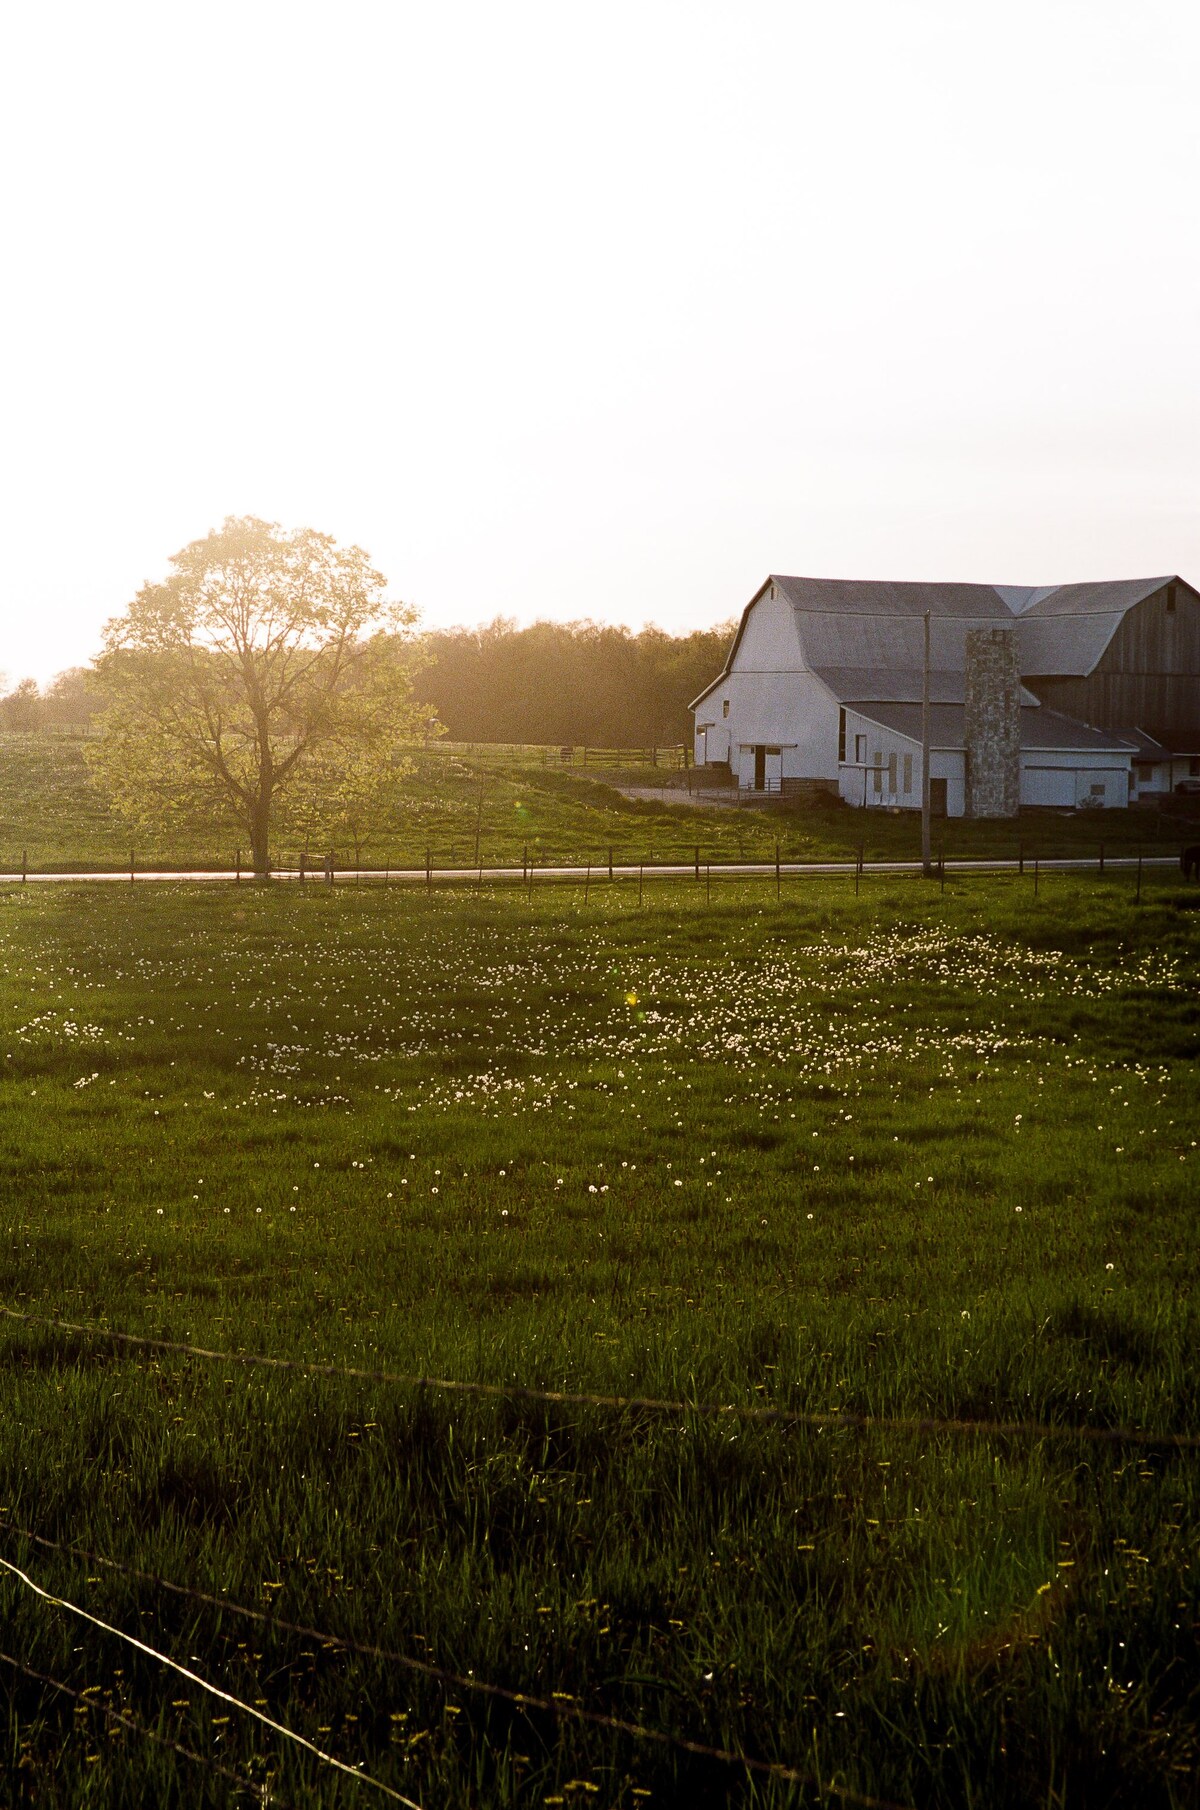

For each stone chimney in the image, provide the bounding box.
[964,626,1021,818]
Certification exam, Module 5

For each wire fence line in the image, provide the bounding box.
[0,1648,280,1802]
[0,1552,422,1808]
[0,1522,912,1810]
[2,1305,1197,1450]
[0,848,1191,887]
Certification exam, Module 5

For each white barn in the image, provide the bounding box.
[691,575,1200,815]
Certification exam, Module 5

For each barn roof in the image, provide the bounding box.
[690,573,1188,709]
[848,702,1137,754]
[812,666,1041,707]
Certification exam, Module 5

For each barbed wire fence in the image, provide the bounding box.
[1,1301,1196,1806]
[2,1305,1195,1450]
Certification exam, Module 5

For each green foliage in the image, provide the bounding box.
[0,878,1197,1805]
[85,517,431,873]
[3,734,1195,875]
[410,617,737,746]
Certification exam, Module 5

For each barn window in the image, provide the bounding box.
[1090,782,1105,797]
[854,734,866,763]
[887,752,898,791]
[903,753,913,794]
[872,754,883,795]
[722,699,730,718]
[1166,585,1176,613]
[838,708,846,763]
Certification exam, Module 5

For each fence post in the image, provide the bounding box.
[608,845,613,881]
[130,847,135,885]
[939,843,945,893]
[1018,840,1024,877]
[775,840,781,902]
[638,863,644,909]
[21,849,27,885]
[426,847,431,894]
[854,845,860,897]
[1136,845,1142,904]
[299,852,306,885]
[1034,854,1039,898]
[584,863,591,905]
[1099,841,1104,877]
[706,861,711,905]
[236,849,241,885]
[522,841,528,882]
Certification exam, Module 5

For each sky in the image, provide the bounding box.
[2,0,1199,685]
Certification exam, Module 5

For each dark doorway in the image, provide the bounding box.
[930,777,948,816]
[754,745,766,790]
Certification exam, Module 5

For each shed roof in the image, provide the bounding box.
[847,702,1137,755]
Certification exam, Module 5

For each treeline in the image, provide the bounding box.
[0,668,97,731]
[411,619,734,746]
[2,620,735,746]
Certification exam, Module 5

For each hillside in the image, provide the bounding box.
[0,733,1193,875]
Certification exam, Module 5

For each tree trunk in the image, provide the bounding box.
[249,799,271,879]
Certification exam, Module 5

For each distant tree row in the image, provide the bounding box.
[0,668,98,731]
[2,619,735,748]
[410,618,734,747]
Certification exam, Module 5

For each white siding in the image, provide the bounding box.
[724,669,841,779]
[1022,767,1076,808]
[731,586,806,671]
[837,708,949,811]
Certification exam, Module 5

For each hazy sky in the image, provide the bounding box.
[3,0,1198,684]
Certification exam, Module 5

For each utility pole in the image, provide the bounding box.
[921,608,932,878]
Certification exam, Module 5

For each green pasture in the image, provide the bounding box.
[0,733,1195,875]
[0,874,1197,1806]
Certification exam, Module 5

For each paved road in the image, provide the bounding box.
[0,856,1183,885]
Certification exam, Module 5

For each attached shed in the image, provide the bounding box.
[837,705,1133,816]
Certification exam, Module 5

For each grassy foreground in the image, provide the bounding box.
[0,873,1197,1807]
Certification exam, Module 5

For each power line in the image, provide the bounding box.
[2,1303,1195,1449]
[2,1520,911,1810]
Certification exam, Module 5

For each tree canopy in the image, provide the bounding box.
[410,617,735,747]
[88,517,428,874]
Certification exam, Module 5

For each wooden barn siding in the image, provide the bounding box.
[1026,583,1200,746]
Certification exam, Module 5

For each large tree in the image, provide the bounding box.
[89,516,428,874]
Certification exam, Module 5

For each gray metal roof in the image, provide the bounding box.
[1125,727,1173,760]
[771,576,1014,620]
[1013,578,1170,617]
[771,573,1179,681]
[812,666,1039,707]
[847,701,1137,754]
[692,573,1188,708]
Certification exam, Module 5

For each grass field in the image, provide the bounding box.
[0,872,1198,1806]
[1,733,1197,876]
